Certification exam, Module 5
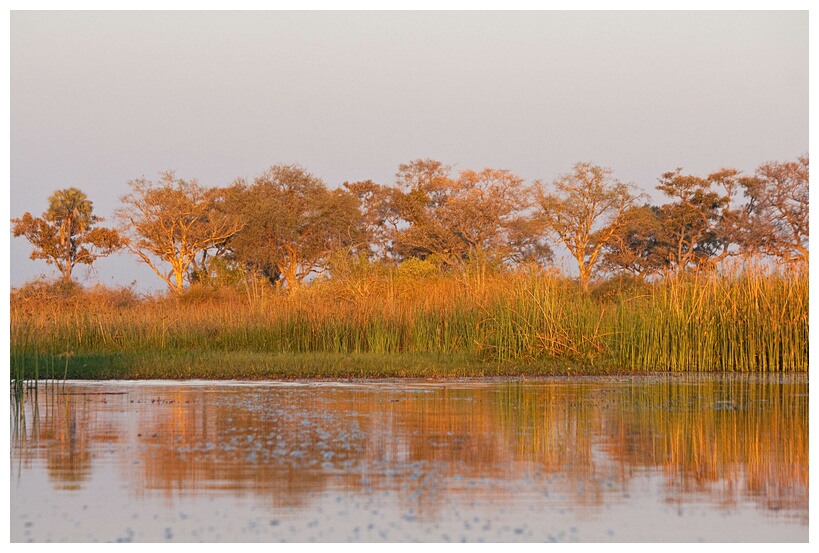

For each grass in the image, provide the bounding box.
[9,263,808,381]
[11,351,605,381]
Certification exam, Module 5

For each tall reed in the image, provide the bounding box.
[9,265,808,377]
[611,269,808,372]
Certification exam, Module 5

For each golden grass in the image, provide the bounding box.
[10,264,808,379]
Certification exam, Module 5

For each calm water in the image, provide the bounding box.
[10,375,808,542]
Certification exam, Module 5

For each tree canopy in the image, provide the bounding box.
[12,187,122,282]
[740,155,809,265]
[223,164,366,289]
[116,172,244,293]
[365,159,549,268]
[13,155,808,292]
[536,162,639,290]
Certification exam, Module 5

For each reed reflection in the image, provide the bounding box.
[13,391,122,490]
[600,379,807,521]
[11,378,807,521]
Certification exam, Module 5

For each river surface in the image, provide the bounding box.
[10,374,808,542]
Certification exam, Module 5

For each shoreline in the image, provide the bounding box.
[10,350,807,383]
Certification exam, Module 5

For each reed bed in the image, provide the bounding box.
[9,265,808,379]
[611,269,808,372]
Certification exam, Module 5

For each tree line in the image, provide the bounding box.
[12,155,808,294]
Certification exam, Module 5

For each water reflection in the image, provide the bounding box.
[10,376,807,541]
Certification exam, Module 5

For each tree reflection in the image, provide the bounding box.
[14,392,120,490]
[12,377,807,522]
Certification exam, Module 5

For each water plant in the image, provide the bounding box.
[9,265,807,380]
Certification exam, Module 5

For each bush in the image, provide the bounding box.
[396,258,440,280]
[11,277,83,303]
[590,274,652,302]
[86,283,141,309]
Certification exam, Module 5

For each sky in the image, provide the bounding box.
[7,9,810,292]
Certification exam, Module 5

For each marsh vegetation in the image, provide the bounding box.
[10,262,807,381]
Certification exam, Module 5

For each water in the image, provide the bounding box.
[10,374,808,542]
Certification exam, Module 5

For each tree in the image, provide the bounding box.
[388,159,462,264]
[343,179,398,261]
[116,172,244,293]
[536,162,639,291]
[653,168,734,272]
[12,187,122,282]
[503,215,554,268]
[224,164,365,289]
[445,168,543,263]
[601,204,669,279]
[740,154,809,265]
[603,168,755,278]
[382,159,545,267]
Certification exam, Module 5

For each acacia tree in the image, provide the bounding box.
[379,159,545,267]
[388,159,462,264]
[602,165,776,278]
[224,164,365,289]
[600,204,668,279]
[536,162,638,291]
[116,172,244,293]
[445,168,542,262]
[652,168,736,272]
[740,155,809,265]
[343,179,399,261]
[602,168,752,278]
[12,187,122,282]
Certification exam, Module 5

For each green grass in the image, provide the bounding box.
[10,351,603,380]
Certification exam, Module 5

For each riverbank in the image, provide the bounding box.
[10,267,808,380]
[13,351,617,381]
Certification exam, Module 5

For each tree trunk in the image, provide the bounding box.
[578,263,591,293]
[171,267,185,294]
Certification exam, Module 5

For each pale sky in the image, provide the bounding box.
[8,10,809,291]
